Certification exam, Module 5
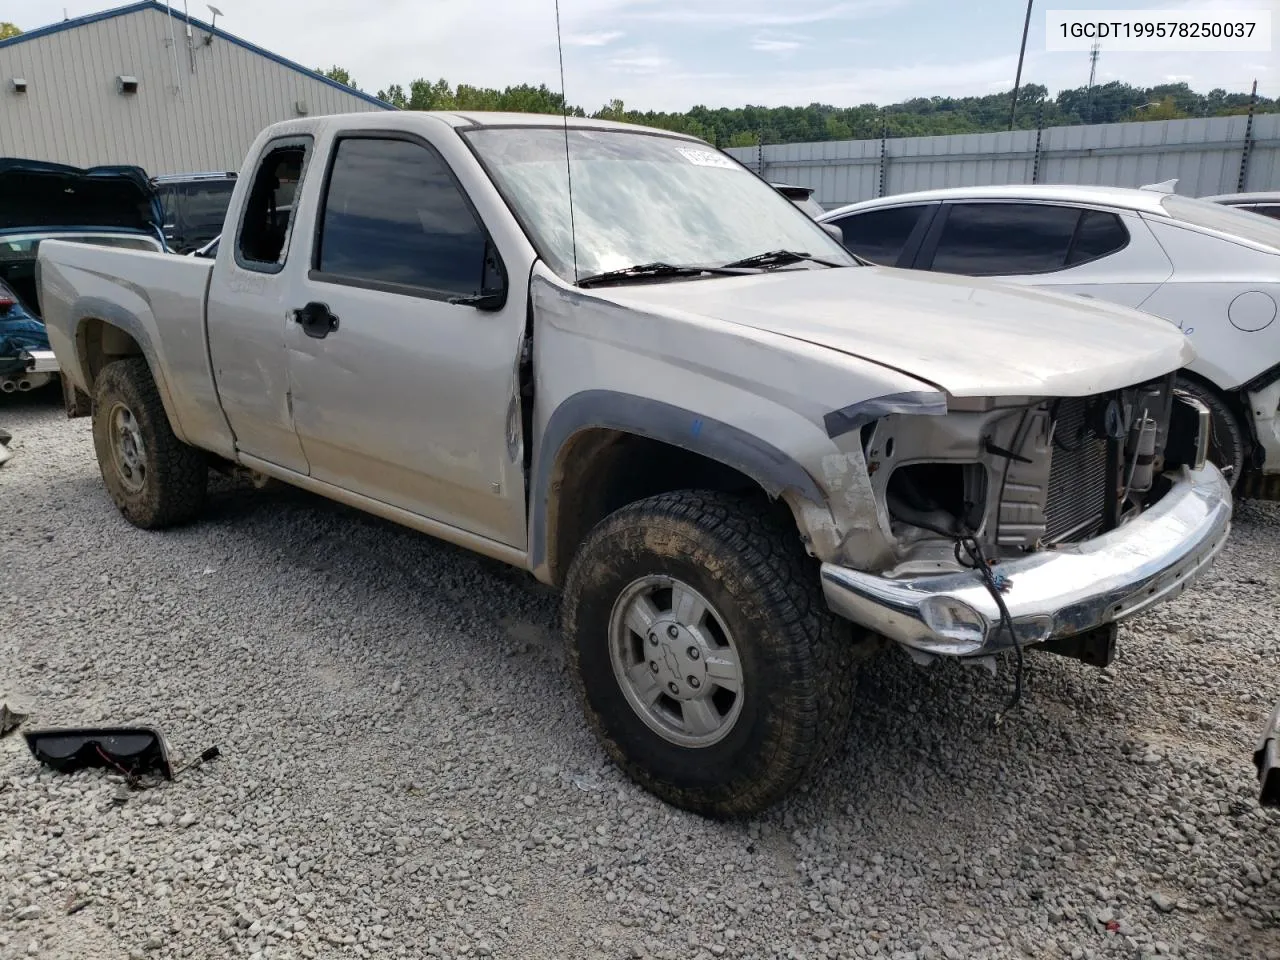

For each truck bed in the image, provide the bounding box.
[37,240,233,456]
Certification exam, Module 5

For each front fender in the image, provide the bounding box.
[529,389,838,583]
[525,267,953,584]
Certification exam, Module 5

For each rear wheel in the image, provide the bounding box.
[1175,375,1247,490]
[91,358,208,528]
[561,490,860,818]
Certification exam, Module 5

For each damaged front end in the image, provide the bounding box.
[819,372,1232,663]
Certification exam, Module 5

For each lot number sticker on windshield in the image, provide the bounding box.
[676,147,740,170]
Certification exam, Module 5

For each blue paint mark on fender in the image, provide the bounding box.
[690,418,704,437]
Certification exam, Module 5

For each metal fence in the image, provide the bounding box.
[724,114,1280,210]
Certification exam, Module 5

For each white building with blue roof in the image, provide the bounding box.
[0,1,391,175]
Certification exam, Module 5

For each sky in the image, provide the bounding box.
[6,0,1278,111]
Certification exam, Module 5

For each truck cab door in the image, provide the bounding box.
[283,126,530,550]
[206,136,313,475]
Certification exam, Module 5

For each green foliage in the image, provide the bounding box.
[376,83,408,109]
[1129,96,1189,121]
[371,77,586,115]
[317,65,359,90]
[362,69,1276,142]
[0,21,21,40]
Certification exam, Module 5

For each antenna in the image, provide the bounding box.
[183,0,195,72]
[165,1,183,98]
[553,0,580,283]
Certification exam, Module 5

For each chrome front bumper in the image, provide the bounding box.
[821,465,1232,658]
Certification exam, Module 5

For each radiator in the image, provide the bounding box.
[1044,398,1112,544]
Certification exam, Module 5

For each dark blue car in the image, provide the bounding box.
[0,158,165,393]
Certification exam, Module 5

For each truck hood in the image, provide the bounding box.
[592,265,1194,397]
[0,159,163,239]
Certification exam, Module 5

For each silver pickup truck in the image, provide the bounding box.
[38,111,1232,817]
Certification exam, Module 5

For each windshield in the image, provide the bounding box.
[177,181,236,229]
[157,180,237,251]
[464,127,856,281]
[1161,194,1280,252]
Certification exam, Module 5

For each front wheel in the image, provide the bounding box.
[561,490,859,818]
[91,358,208,528]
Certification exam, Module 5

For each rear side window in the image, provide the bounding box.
[315,136,490,298]
[930,203,1081,275]
[237,139,309,273]
[1066,210,1128,264]
[832,206,927,265]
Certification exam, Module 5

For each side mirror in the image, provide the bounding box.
[821,222,844,243]
[449,289,507,311]
[449,240,508,311]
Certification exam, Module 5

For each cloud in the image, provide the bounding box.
[622,0,904,26]
[566,30,625,46]
[751,33,808,54]
[607,50,671,74]
[10,0,1274,119]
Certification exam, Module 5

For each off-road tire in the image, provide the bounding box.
[91,358,208,528]
[1175,374,1246,490]
[561,490,861,818]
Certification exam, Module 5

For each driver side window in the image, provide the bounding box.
[312,135,500,301]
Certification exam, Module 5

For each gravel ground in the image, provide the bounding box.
[4,390,1280,960]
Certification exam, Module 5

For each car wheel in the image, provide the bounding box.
[561,490,861,818]
[1175,375,1246,490]
[91,358,208,528]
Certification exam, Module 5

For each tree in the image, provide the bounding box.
[317,65,359,90]
[595,99,628,121]
[407,78,455,111]
[376,83,407,109]
[0,22,21,40]
[1130,96,1188,121]
[362,73,1275,143]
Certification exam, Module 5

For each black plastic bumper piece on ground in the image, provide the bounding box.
[1254,701,1280,807]
[1033,623,1118,668]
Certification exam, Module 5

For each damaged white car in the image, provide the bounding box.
[38,112,1232,817]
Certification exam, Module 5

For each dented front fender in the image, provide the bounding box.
[526,267,950,578]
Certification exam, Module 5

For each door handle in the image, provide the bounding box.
[293,301,339,339]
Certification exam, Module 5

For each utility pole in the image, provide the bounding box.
[1238,79,1259,192]
[1009,0,1034,130]
[1085,42,1100,124]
